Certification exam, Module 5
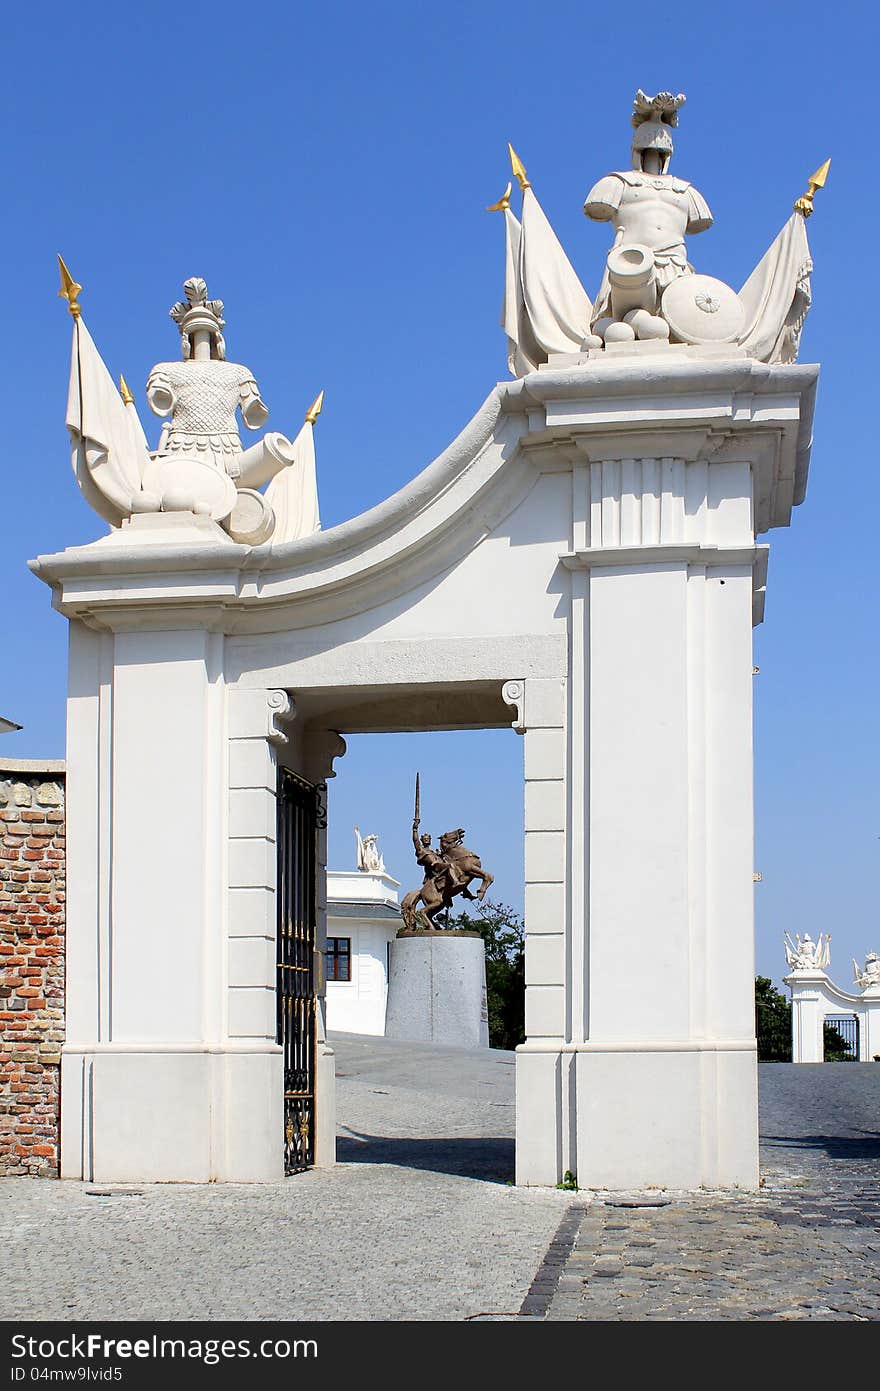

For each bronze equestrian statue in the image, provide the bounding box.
[400,775,494,932]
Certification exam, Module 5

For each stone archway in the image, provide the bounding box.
[34,358,817,1188]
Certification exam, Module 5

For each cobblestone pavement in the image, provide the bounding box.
[536,1064,880,1322]
[0,1045,877,1322]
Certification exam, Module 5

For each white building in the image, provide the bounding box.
[325,866,401,1036]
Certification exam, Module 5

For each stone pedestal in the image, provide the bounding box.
[385,931,489,1048]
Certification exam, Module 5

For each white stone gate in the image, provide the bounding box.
[34,354,816,1188]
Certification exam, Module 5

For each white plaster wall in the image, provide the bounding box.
[325,919,396,1036]
[110,628,225,1044]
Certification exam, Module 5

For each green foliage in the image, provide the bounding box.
[556,1170,579,1191]
[447,899,525,1050]
[755,975,792,1062]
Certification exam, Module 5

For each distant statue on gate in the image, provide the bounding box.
[400,773,494,932]
[784,931,831,972]
[354,825,385,874]
[853,952,880,992]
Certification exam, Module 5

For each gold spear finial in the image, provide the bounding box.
[119,374,134,406]
[487,180,513,212]
[507,143,530,191]
[304,389,325,425]
[57,254,82,318]
[794,158,831,217]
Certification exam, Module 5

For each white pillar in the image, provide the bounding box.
[515,432,774,1189]
[62,630,287,1182]
[785,974,826,1063]
[862,992,880,1062]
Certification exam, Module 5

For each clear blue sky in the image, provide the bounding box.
[1,1,877,988]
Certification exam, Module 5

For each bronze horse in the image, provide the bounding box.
[400,825,494,932]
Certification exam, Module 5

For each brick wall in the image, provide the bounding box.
[0,763,65,1177]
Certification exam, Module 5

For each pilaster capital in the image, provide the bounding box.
[228,687,295,745]
[501,680,526,734]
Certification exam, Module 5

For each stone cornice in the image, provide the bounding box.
[560,544,760,570]
[30,356,817,632]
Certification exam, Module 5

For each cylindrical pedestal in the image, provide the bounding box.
[385,931,489,1048]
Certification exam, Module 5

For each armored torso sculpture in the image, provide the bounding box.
[57,260,324,546]
[584,90,725,344]
[147,277,269,477]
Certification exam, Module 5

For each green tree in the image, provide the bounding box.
[755,976,792,1062]
[448,899,524,1050]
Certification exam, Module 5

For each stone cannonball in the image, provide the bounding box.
[604,320,637,343]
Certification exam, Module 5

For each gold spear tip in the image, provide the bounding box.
[304,388,325,425]
[57,254,82,318]
[507,143,530,191]
[119,374,134,406]
[794,157,831,217]
[487,180,513,212]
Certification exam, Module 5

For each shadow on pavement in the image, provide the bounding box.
[761,1132,880,1161]
[336,1132,515,1183]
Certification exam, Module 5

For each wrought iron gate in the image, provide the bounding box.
[277,768,322,1174]
[823,1015,860,1062]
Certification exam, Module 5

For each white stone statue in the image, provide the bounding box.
[355,826,385,874]
[498,87,819,370]
[784,931,831,972]
[584,90,715,344]
[59,259,323,545]
[147,277,269,478]
[853,952,880,992]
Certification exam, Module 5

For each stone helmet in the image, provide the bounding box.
[630,89,686,174]
[169,277,228,362]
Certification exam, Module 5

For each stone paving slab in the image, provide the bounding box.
[0,1034,564,1322]
[0,1166,568,1321]
[1,1041,878,1322]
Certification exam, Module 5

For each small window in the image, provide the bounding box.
[327,937,351,982]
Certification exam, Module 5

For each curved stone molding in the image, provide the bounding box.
[266,689,294,747]
[227,686,295,744]
[31,358,818,636]
[502,680,526,734]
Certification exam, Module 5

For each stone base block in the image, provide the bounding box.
[60,1045,284,1183]
[314,1039,337,1168]
[515,1043,758,1190]
[385,932,489,1048]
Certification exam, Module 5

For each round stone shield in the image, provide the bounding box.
[661,274,745,344]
